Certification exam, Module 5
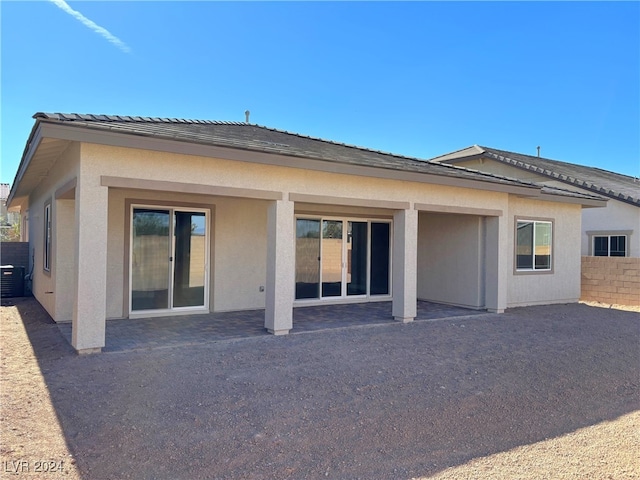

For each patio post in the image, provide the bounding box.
[485,215,507,313]
[392,208,418,322]
[265,197,294,334]
[72,173,108,353]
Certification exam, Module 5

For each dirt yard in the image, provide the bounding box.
[1,298,638,479]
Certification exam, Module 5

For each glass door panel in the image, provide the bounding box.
[295,217,392,301]
[322,220,343,297]
[370,222,390,295]
[295,219,321,299]
[131,209,171,311]
[347,221,368,296]
[173,211,206,308]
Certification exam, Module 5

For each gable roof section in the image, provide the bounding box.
[432,145,639,207]
[9,113,606,207]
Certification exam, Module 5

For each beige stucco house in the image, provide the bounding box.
[431,146,640,258]
[8,113,606,353]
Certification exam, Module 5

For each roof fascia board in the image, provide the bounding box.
[38,122,543,198]
[432,153,485,165]
[521,192,608,208]
[429,145,485,163]
[7,124,44,207]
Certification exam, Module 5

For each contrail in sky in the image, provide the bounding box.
[48,0,131,53]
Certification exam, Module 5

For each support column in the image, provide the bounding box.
[72,175,108,353]
[392,208,418,322]
[484,216,508,313]
[265,198,294,335]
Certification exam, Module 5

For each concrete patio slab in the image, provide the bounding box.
[56,301,487,353]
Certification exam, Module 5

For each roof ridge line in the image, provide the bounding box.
[34,112,248,126]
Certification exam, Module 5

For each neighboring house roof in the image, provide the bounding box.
[8,113,606,207]
[431,145,639,207]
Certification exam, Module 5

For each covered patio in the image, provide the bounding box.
[57,301,488,353]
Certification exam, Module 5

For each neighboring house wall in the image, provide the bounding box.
[581,256,640,306]
[582,201,639,257]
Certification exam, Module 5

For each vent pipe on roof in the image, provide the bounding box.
[537,146,541,157]
[245,110,250,124]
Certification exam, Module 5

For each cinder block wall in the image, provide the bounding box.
[0,242,29,269]
[581,256,640,306]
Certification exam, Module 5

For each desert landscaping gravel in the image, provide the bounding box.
[1,297,638,479]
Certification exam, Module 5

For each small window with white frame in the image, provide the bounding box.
[593,234,627,257]
[43,203,51,272]
[516,219,552,271]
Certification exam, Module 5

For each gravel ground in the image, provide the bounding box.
[1,297,638,479]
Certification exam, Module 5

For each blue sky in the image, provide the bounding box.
[1,1,639,185]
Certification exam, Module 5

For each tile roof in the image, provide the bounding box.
[22,113,604,204]
[31,113,547,190]
[479,146,639,206]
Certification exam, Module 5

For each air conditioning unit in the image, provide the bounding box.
[1,266,25,298]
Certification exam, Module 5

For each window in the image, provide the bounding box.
[593,235,627,257]
[516,220,552,271]
[43,203,51,272]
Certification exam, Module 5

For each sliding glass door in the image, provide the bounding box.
[347,221,368,296]
[295,217,391,301]
[322,220,343,297]
[131,207,208,313]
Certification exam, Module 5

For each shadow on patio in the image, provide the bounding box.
[57,301,487,352]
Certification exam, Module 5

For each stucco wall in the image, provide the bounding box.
[84,143,509,211]
[106,188,268,318]
[26,142,80,319]
[581,256,640,306]
[81,142,512,317]
[85,142,589,313]
[417,212,484,308]
[506,197,582,307]
[24,140,589,322]
[53,199,75,321]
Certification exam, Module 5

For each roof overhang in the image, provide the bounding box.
[10,120,546,203]
[10,121,604,210]
[8,122,73,209]
[520,191,608,208]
